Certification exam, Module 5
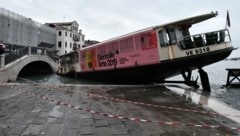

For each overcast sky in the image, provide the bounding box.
[1,0,240,56]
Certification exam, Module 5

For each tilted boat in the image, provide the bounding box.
[58,11,233,90]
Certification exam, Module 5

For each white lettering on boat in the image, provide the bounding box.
[186,47,211,56]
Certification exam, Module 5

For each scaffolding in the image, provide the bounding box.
[0,7,56,47]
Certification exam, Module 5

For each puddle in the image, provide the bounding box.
[166,85,240,124]
[47,106,64,123]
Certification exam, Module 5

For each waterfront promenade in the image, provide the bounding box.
[0,81,239,136]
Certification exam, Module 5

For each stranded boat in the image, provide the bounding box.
[58,11,233,90]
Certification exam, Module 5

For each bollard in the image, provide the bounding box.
[44,49,47,56]
[0,54,5,68]
[28,46,31,55]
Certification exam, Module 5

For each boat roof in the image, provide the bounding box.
[154,11,218,29]
[82,11,218,49]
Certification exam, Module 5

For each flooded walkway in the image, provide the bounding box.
[0,82,239,136]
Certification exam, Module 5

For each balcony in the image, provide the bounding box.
[73,37,80,42]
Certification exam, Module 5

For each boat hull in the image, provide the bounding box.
[64,47,233,84]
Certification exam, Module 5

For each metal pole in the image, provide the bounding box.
[199,68,211,92]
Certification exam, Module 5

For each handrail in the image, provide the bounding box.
[178,29,231,50]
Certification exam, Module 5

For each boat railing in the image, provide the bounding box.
[178,29,231,50]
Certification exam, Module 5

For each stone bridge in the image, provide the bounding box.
[0,47,58,82]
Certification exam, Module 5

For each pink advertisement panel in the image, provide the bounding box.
[79,31,160,72]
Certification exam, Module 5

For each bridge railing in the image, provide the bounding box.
[0,46,56,68]
[4,47,29,66]
[29,46,56,59]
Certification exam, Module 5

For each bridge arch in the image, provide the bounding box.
[18,60,54,76]
[0,55,58,82]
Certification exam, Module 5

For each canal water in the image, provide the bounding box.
[16,59,240,124]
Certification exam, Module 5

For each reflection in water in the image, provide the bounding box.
[167,85,240,124]
[17,74,109,85]
[199,91,210,105]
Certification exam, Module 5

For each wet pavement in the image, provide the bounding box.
[0,82,240,136]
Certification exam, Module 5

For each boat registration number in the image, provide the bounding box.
[186,47,210,56]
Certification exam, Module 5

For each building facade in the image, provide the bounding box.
[46,21,85,56]
[0,7,56,48]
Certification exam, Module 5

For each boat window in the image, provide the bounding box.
[141,33,153,49]
[108,42,119,54]
[158,28,177,47]
[135,34,143,50]
[167,28,177,45]
[182,27,190,37]
[97,45,107,55]
[120,38,134,53]
[175,28,184,40]
[158,30,166,47]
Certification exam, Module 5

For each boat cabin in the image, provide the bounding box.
[155,11,231,61]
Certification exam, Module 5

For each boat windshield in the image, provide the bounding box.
[158,26,190,47]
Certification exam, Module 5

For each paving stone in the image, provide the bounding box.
[96,127,112,136]
[5,124,27,135]
[94,114,106,120]
[11,110,27,119]
[95,119,108,127]
[67,113,79,119]
[141,123,164,135]
[42,105,54,112]
[124,121,142,130]
[80,126,96,135]
[38,112,49,117]
[22,124,43,135]
[32,117,48,125]
[79,113,93,119]
[24,112,39,120]
[47,116,64,124]
[107,118,123,125]
[80,118,94,126]
[65,120,79,129]
[110,124,128,135]
[61,128,79,136]
[41,124,62,136]
[5,118,17,124]
[0,129,4,136]
[129,129,149,136]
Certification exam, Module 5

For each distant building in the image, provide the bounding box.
[0,7,56,49]
[84,39,99,48]
[45,21,85,56]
